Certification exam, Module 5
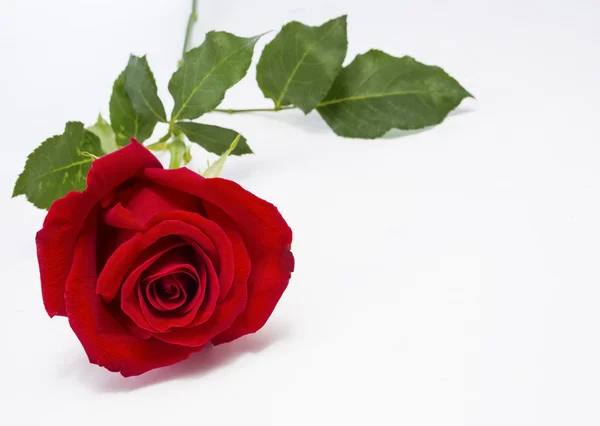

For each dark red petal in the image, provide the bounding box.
[109,304,153,340]
[119,241,187,331]
[97,216,226,301]
[100,234,185,302]
[153,266,248,347]
[137,266,203,331]
[64,210,198,377]
[85,139,162,194]
[141,169,293,344]
[146,275,186,311]
[199,204,251,302]
[101,202,143,230]
[142,246,196,281]
[147,211,234,300]
[211,248,294,345]
[37,141,162,317]
[116,180,204,225]
[179,240,220,327]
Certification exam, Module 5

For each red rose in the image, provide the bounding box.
[37,141,294,376]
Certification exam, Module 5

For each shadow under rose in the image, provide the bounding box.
[70,323,292,392]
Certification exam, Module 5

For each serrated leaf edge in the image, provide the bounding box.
[172,33,262,121]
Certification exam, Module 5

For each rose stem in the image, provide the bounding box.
[180,0,198,64]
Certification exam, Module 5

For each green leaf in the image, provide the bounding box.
[317,50,473,138]
[169,31,261,121]
[125,55,167,122]
[109,71,157,145]
[257,15,347,114]
[88,114,118,153]
[13,122,103,209]
[175,121,251,155]
[202,134,241,178]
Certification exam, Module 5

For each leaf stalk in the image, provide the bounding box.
[211,106,296,114]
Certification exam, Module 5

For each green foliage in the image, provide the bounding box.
[317,51,472,138]
[13,11,473,210]
[175,122,251,155]
[109,71,156,145]
[88,114,118,154]
[13,122,103,209]
[202,134,241,178]
[168,137,187,170]
[257,15,347,113]
[125,55,167,122]
[169,31,261,120]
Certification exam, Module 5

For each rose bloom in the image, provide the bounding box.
[37,141,294,376]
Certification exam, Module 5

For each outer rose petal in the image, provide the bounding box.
[36,140,161,317]
[213,248,294,344]
[196,205,251,304]
[65,211,198,377]
[141,168,294,344]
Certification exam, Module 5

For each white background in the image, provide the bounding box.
[1,0,599,424]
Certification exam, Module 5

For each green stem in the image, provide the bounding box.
[211,105,296,114]
[169,135,187,169]
[146,142,169,151]
[181,0,198,61]
[146,132,172,151]
[157,132,172,143]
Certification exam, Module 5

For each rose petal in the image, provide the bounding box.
[199,204,251,302]
[116,232,220,333]
[141,168,293,344]
[179,239,220,328]
[146,211,234,299]
[115,180,204,225]
[137,265,204,332]
[108,302,152,340]
[36,140,161,317]
[146,275,186,311]
[101,202,143,230]
[119,242,188,331]
[136,242,220,330]
[212,247,294,345]
[64,209,198,377]
[97,213,232,302]
[153,266,248,347]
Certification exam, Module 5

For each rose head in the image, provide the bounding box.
[37,141,294,376]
